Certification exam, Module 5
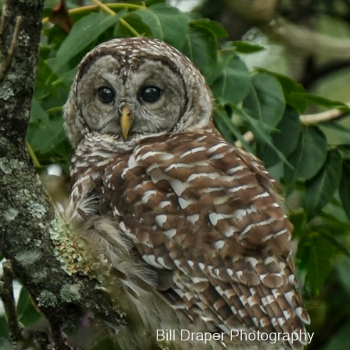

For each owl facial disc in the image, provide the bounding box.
[63,37,213,148]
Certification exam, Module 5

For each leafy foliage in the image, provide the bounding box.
[1,0,350,349]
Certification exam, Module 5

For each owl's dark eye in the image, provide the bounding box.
[140,86,161,103]
[97,87,115,104]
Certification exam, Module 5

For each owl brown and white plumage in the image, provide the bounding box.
[64,37,310,350]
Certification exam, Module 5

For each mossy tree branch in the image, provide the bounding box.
[0,1,125,348]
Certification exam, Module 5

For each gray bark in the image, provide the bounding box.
[0,1,124,347]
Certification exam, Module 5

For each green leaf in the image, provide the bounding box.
[115,12,150,37]
[339,159,350,220]
[290,93,350,113]
[30,99,49,124]
[289,210,308,239]
[320,230,350,257]
[244,72,285,127]
[214,107,253,152]
[182,24,218,83]
[124,4,189,50]
[35,58,60,100]
[27,118,66,153]
[44,0,78,9]
[337,259,350,297]
[321,120,350,135]
[232,105,272,141]
[320,321,350,350]
[260,105,301,168]
[299,234,335,293]
[284,126,328,192]
[305,149,342,218]
[92,337,122,350]
[17,286,42,327]
[0,337,11,350]
[213,108,235,146]
[145,0,166,5]
[338,144,350,158]
[211,53,250,104]
[54,12,122,71]
[257,68,307,113]
[42,25,67,55]
[52,67,77,88]
[319,211,350,232]
[0,317,9,338]
[232,41,265,53]
[192,19,228,38]
[231,105,291,166]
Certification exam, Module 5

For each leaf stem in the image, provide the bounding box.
[91,0,116,16]
[119,18,141,36]
[45,106,63,114]
[42,3,144,24]
[26,141,42,168]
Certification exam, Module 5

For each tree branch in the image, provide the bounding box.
[264,16,350,61]
[0,5,23,84]
[300,103,350,124]
[234,103,350,148]
[0,260,22,345]
[0,0,126,346]
[222,0,278,23]
[301,58,350,90]
[222,1,350,62]
[234,131,254,148]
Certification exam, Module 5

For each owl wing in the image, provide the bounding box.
[102,131,310,349]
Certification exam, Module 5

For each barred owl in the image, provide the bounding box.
[64,37,310,350]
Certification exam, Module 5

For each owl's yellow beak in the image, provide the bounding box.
[120,105,133,140]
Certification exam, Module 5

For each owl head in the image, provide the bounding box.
[64,37,213,147]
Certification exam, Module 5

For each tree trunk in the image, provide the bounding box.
[0,1,124,347]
